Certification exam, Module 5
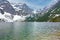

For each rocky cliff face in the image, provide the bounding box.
[0,0,16,15]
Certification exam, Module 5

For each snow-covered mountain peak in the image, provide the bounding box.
[11,3,33,15]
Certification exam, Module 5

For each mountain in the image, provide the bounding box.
[28,0,60,22]
[0,0,33,22]
[11,3,33,15]
[0,0,16,15]
[41,0,59,14]
[45,0,60,15]
[40,0,60,22]
[48,0,60,22]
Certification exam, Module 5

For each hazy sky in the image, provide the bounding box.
[7,0,56,9]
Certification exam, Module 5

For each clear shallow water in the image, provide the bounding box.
[0,22,60,40]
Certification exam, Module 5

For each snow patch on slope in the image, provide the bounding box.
[0,12,26,22]
[13,15,26,22]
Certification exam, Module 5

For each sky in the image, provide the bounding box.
[7,0,57,10]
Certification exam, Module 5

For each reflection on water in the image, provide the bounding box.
[0,22,60,40]
[0,23,14,40]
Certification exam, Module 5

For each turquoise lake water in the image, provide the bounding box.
[0,22,60,40]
